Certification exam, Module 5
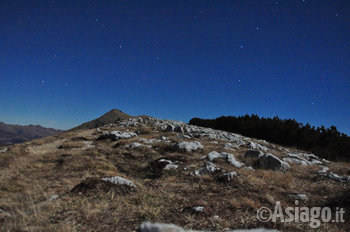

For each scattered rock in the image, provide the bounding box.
[137,222,186,232]
[166,124,176,132]
[174,141,204,152]
[102,176,136,187]
[243,166,255,171]
[194,162,220,176]
[247,142,269,152]
[318,167,329,174]
[224,143,238,150]
[49,194,59,201]
[244,150,263,160]
[218,171,238,182]
[255,153,290,171]
[139,138,161,144]
[71,176,136,194]
[285,153,322,165]
[207,151,244,168]
[97,131,137,141]
[289,194,308,201]
[282,157,308,166]
[124,142,152,149]
[192,206,205,213]
[158,159,181,170]
[319,172,349,182]
[146,156,185,179]
[137,222,280,232]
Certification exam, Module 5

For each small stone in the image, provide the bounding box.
[289,194,308,201]
[193,206,205,213]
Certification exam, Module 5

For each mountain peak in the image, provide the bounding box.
[72,108,131,130]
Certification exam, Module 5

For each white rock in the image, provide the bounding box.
[124,142,152,149]
[224,143,238,150]
[194,162,220,176]
[139,138,161,144]
[174,141,204,152]
[49,195,59,201]
[283,158,308,166]
[284,153,322,166]
[221,171,238,181]
[255,153,290,171]
[247,142,269,152]
[317,167,329,173]
[98,131,137,141]
[207,151,244,168]
[0,147,8,153]
[137,222,280,232]
[138,222,185,232]
[193,206,205,213]
[158,159,180,170]
[101,176,136,187]
[319,172,349,182]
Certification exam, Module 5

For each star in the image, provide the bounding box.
[119,45,123,48]
[41,80,45,84]
[95,18,99,22]
[240,45,244,49]
[256,27,260,30]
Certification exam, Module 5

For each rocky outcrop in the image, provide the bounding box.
[247,141,269,152]
[97,130,137,141]
[244,150,263,160]
[283,153,322,166]
[101,176,136,187]
[124,142,152,149]
[255,153,290,171]
[71,176,136,194]
[207,151,244,168]
[174,141,204,152]
[194,162,220,176]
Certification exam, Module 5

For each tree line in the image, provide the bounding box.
[189,115,350,161]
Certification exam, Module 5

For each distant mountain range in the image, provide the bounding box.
[0,122,63,145]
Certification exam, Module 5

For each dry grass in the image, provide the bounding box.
[0,123,349,231]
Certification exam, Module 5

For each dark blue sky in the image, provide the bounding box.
[1,0,349,133]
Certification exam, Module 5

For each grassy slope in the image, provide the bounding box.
[0,123,349,231]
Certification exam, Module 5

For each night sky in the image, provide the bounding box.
[1,0,349,134]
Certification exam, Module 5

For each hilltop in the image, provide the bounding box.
[0,110,349,231]
[71,109,131,130]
